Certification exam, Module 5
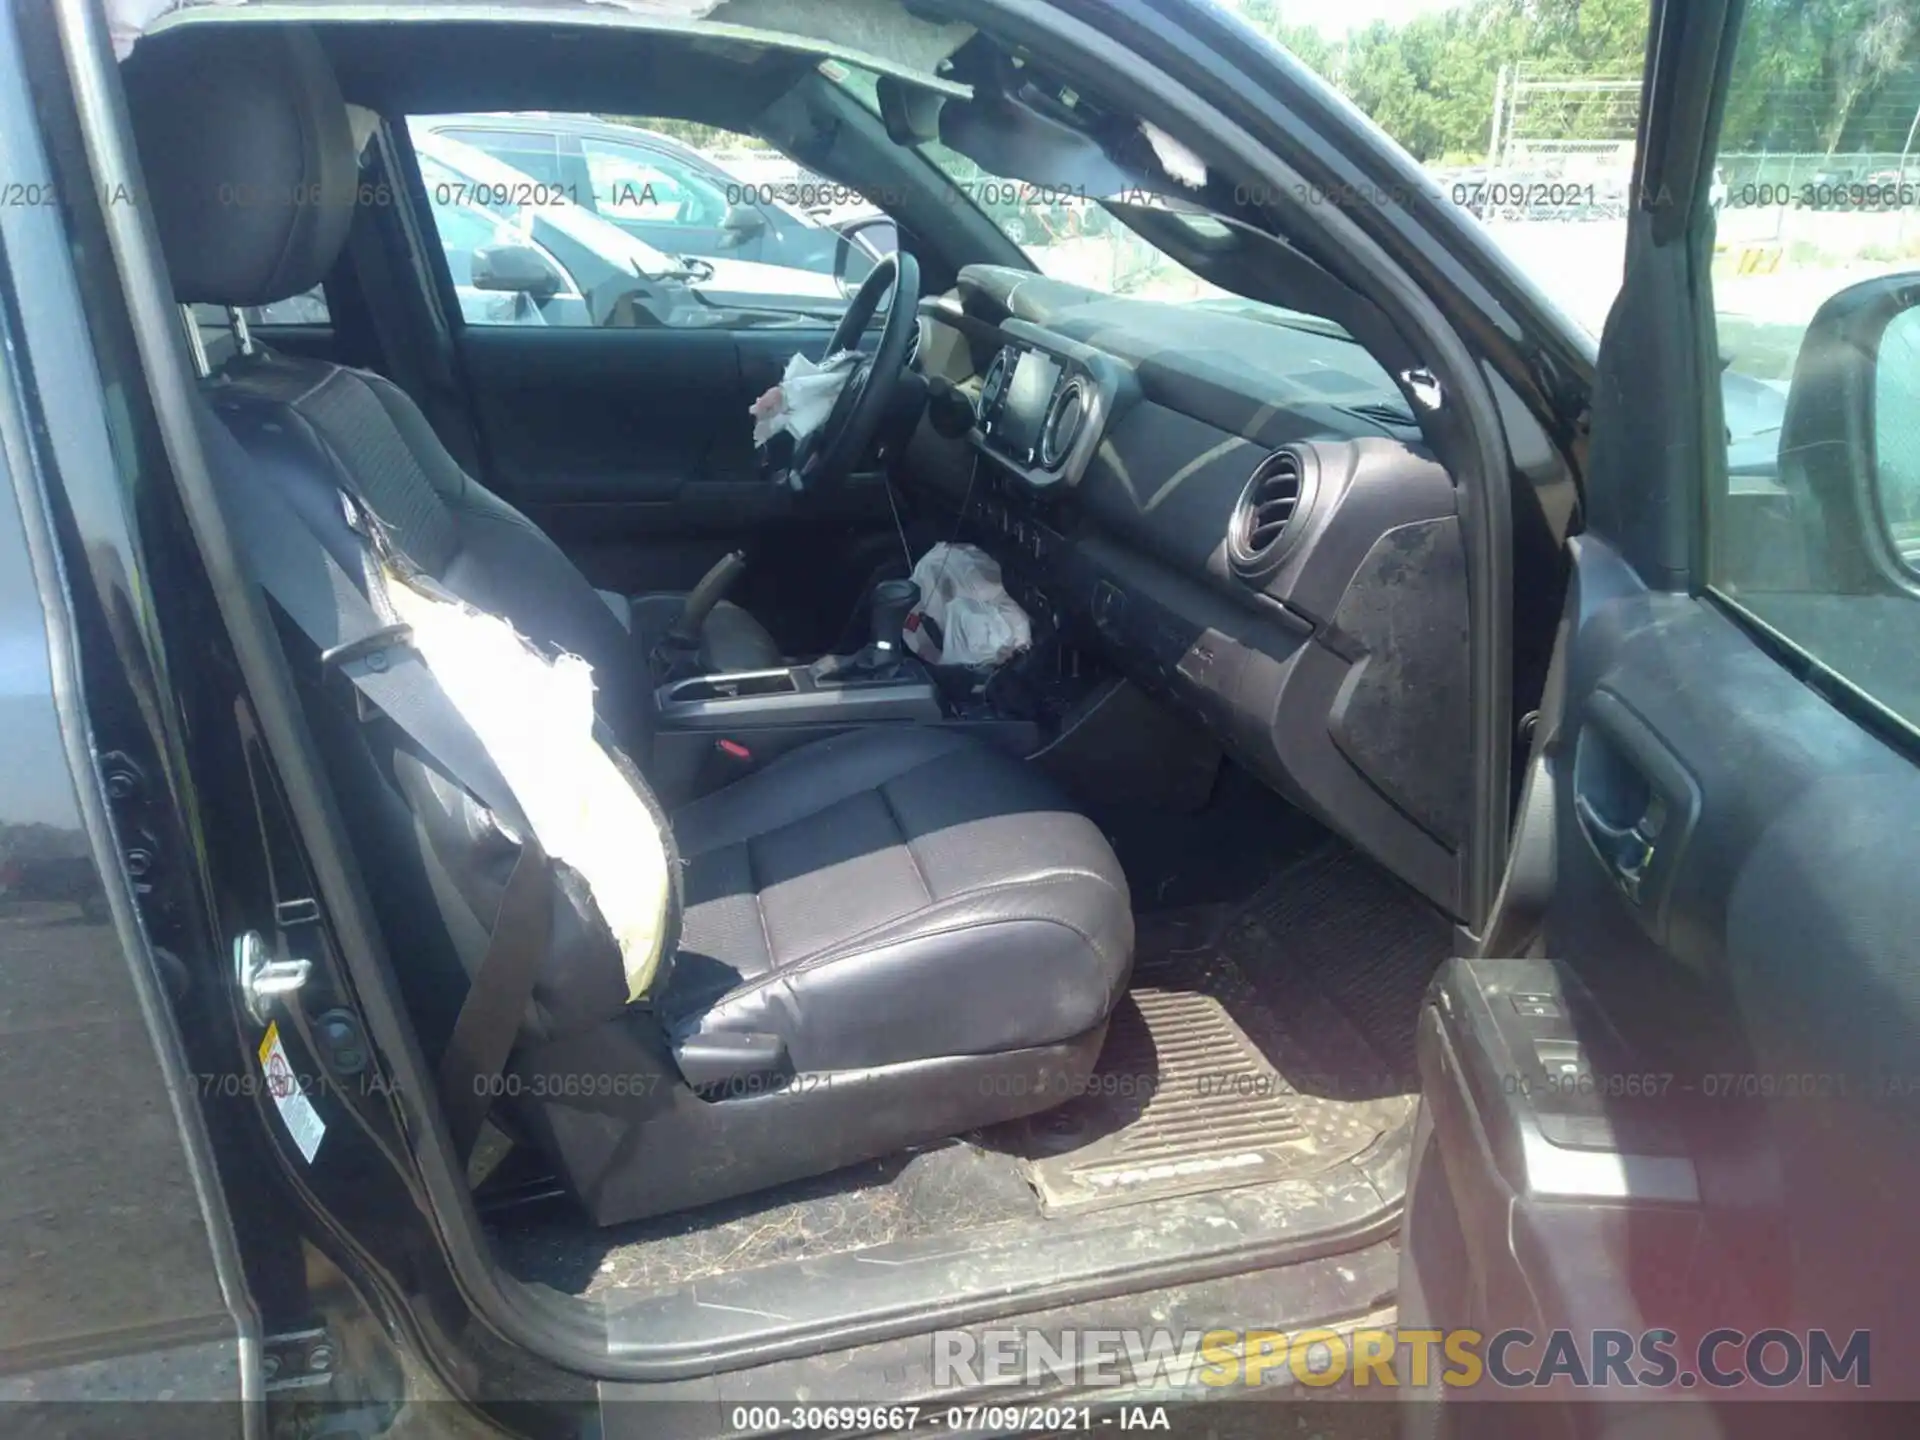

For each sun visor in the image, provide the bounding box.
[938,88,1139,199]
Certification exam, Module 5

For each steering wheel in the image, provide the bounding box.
[791,250,921,488]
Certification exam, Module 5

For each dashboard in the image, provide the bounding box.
[904,265,1475,917]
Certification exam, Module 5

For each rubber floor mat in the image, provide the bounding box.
[1013,844,1446,1213]
[1236,844,1451,1086]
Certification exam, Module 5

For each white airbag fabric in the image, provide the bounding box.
[903,542,1032,668]
[385,577,669,1001]
[749,350,857,446]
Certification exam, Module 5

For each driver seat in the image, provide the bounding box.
[128,31,781,687]
[200,339,780,711]
[125,27,1134,1225]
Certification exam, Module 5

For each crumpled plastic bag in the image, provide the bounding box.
[903,542,1032,669]
[750,350,858,447]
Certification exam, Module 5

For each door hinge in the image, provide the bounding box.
[261,1327,334,1393]
[234,930,312,1025]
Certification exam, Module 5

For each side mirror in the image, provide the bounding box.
[1778,273,1920,586]
[843,217,899,261]
[470,241,562,303]
[1871,303,1920,574]
[832,220,896,296]
[719,202,767,248]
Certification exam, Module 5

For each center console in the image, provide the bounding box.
[655,665,942,729]
[970,327,1121,490]
[647,572,1058,802]
[644,321,1149,805]
[649,655,1055,801]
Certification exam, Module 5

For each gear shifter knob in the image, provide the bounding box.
[870,579,920,653]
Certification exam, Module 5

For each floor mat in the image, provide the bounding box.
[1223,843,1453,1088]
[1010,844,1449,1213]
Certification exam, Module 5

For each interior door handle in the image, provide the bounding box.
[1571,690,1700,936]
[1573,792,1658,903]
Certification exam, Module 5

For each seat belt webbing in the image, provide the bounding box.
[214,453,547,1159]
[437,835,551,1161]
[219,471,527,837]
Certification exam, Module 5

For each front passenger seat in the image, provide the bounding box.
[123,25,1135,1225]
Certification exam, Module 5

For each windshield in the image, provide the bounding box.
[827,65,1343,338]
[845,5,1920,471]
[914,139,1232,302]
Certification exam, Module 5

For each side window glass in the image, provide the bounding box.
[408,113,864,325]
[411,141,578,327]
[1704,13,1920,731]
[438,128,566,191]
[1875,311,1920,566]
[581,141,727,228]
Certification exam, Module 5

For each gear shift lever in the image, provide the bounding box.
[811,579,921,684]
[868,578,919,657]
[652,550,746,681]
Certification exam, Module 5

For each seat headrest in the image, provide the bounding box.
[122,27,357,307]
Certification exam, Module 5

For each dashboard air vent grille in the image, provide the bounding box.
[1229,447,1314,578]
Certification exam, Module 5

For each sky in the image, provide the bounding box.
[1220,0,1462,40]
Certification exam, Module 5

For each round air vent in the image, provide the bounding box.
[1039,376,1088,470]
[1227,446,1316,578]
[979,347,1012,415]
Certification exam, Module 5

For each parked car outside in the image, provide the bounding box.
[413,112,885,284]
[410,127,854,325]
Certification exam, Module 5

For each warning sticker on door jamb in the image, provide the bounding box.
[258,1020,326,1163]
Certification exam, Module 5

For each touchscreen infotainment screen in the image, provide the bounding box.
[997,349,1061,458]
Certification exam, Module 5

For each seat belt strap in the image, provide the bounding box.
[437,834,551,1162]
[208,426,553,1152]
[216,465,530,838]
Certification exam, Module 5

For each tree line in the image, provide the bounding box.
[1242,0,1920,162]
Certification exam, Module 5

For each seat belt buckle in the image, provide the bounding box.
[319,624,414,675]
[320,624,415,723]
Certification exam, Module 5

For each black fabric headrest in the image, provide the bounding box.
[122,27,357,307]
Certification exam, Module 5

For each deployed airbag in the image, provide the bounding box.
[386,576,671,1001]
[749,350,857,447]
[903,542,1031,668]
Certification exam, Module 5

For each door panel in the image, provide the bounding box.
[457,324,840,594]
[1400,557,1920,1422]
[1401,0,1920,1420]
[1549,538,1920,1368]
